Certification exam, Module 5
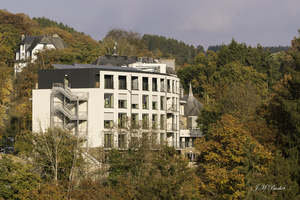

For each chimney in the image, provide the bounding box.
[21,35,25,41]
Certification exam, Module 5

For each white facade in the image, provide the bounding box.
[32,67,182,149]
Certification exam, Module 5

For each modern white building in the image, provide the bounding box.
[14,34,67,75]
[32,62,203,155]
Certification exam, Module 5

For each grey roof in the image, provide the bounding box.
[91,55,138,66]
[53,63,140,72]
[183,83,203,117]
[18,35,67,53]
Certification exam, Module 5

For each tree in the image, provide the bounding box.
[195,114,273,199]
[108,145,200,199]
[32,127,85,182]
[104,118,201,199]
[266,71,300,191]
[0,65,12,139]
[0,155,41,200]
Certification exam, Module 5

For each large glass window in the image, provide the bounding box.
[152,101,158,110]
[104,120,113,128]
[118,134,126,148]
[160,114,165,130]
[131,113,138,129]
[104,75,113,89]
[167,79,171,92]
[142,77,149,91]
[160,79,165,92]
[104,94,113,108]
[119,76,127,89]
[172,80,175,93]
[142,114,149,129]
[118,100,127,108]
[130,136,139,148]
[142,95,149,109]
[104,133,114,148]
[152,114,158,129]
[160,133,164,145]
[132,76,139,90]
[160,96,165,110]
[152,78,157,91]
[118,113,127,128]
[95,74,100,88]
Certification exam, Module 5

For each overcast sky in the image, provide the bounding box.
[2,0,300,50]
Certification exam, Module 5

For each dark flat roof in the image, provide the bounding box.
[53,63,140,72]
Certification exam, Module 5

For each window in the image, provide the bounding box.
[160,79,165,92]
[142,77,149,91]
[95,74,100,88]
[132,104,139,109]
[167,79,171,92]
[119,76,127,89]
[118,100,127,108]
[160,114,164,130]
[130,136,139,148]
[160,133,164,145]
[160,96,165,110]
[152,114,158,129]
[104,120,113,128]
[172,80,175,93]
[131,113,138,129]
[132,76,139,90]
[104,94,113,108]
[142,95,149,109]
[152,133,158,145]
[104,133,114,148]
[152,101,158,110]
[142,114,148,129]
[152,78,157,91]
[118,134,126,148]
[104,75,113,89]
[118,113,127,128]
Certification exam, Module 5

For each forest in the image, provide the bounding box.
[0,9,299,199]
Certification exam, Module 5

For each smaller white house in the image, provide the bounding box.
[14,34,67,75]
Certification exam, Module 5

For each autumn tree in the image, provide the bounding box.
[106,127,201,200]
[195,114,274,199]
[32,127,85,182]
[101,28,148,57]
[0,65,13,139]
[0,155,41,200]
[266,71,300,191]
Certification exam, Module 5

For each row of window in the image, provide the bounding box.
[104,132,165,148]
[104,75,179,93]
[104,113,166,130]
[104,93,177,110]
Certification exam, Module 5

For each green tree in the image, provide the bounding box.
[266,72,300,191]
[195,114,274,199]
[108,139,200,199]
[32,127,85,182]
[0,65,13,139]
[0,155,41,200]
